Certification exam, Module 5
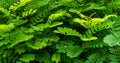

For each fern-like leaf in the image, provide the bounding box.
[85,53,105,63]
[103,31,120,46]
[0,7,10,17]
[48,10,71,23]
[54,27,81,37]
[22,9,37,17]
[67,46,83,58]
[19,54,35,62]
[9,0,31,11]
[52,53,61,63]
[73,14,117,28]
[82,39,107,48]
[8,28,33,48]
[82,21,115,41]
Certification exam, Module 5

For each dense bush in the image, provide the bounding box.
[0,0,120,63]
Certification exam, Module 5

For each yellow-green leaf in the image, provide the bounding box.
[52,53,61,63]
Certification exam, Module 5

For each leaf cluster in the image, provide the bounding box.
[0,0,120,63]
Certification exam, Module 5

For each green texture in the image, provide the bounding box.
[0,0,120,63]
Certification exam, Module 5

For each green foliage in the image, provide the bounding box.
[52,53,61,63]
[9,0,31,11]
[85,52,105,63]
[54,27,81,37]
[22,9,37,17]
[66,46,83,58]
[19,54,35,62]
[0,0,120,63]
[104,27,120,46]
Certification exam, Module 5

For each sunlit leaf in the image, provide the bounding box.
[52,53,61,63]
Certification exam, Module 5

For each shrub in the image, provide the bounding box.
[0,0,120,63]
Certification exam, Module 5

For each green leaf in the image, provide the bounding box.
[26,40,47,50]
[67,46,83,58]
[36,0,50,7]
[103,31,120,46]
[52,53,61,63]
[0,7,10,16]
[25,0,50,10]
[81,36,97,41]
[19,54,35,62]
[48,10,67,23]
[8,28,33,48]
[84,3,106,11]
[0,23,15,32]
[9,19,27,26]
[9,0,31,11]
[22,9,37,17]
[85,53,105,63]
[56,40,74,53]
[49,22,63,28]
[36,52,52,63]
[108,55,118,63]
[34,41,47,49]
[73,18,88,28]
[54,27,81,37]
[31,23,50,31]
